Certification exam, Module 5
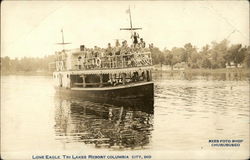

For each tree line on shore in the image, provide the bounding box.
[151,39,250,69]
[1,39,250,74]
[1,55,55,73]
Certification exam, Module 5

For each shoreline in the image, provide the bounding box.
[1,68,250,76]
[153,68,250,75]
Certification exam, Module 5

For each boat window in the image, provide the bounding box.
[67,74,69,78]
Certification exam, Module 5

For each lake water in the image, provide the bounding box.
[1,72,249,159]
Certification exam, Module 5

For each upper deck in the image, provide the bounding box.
[50,46,153,72]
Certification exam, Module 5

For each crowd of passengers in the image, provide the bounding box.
[56,32,153,69]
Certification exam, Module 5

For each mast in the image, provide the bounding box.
[61,29,65,47]
[128,6,133,35]
[120,6,142,37]
[56,29,71,51]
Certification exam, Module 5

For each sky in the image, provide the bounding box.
[1,1,249,58]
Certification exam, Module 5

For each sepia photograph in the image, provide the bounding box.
[1,1,249,160]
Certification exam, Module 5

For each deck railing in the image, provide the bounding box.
[53,52,152,71]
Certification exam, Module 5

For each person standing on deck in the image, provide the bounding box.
[106,43,113,56]
[115,40,120,48]
[114,40,121,55]
[131,32,139,47]
[93,46,99,57]
[120,40,129,55]
[77,56,82,70]
[120,40,130,67]
[139,38,146,48]
[105,43,113,68]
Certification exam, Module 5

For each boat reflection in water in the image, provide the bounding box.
[54,96,154,150]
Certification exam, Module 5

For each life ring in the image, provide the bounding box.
[96,57,101,67]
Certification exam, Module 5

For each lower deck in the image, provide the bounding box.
[53,67,154,99]
[53,67,153,89]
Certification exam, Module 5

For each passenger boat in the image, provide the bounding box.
[50,8,154,100]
